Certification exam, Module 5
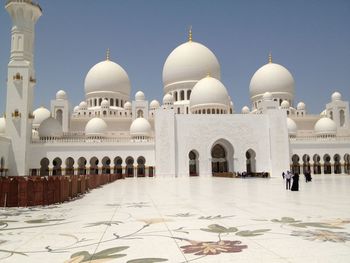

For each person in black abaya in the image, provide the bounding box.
[291,173,299,191]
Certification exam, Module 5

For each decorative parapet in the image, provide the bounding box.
[5,0,42,12]
[290,135,350,142]
[32,136,155,144]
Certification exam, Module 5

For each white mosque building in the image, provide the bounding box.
[0,0,349,178]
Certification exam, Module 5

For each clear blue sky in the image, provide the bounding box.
[0,0,349,114]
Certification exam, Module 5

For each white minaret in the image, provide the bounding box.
[5,0,42,176]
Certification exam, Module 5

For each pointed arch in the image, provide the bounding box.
[125,156,134,177]
[189,150,199,176]
[291,154,300,174]
[89,157,99,175]
[210,138,234,174]
[246,149,256,174]
[102,156,111,174]
[40,158,50,176]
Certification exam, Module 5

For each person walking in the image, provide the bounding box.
[285,171,292,190]
[291,173,300,191]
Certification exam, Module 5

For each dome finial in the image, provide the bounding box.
[268,52,272,63]
[188,25,193,42]
[106,48,110,61]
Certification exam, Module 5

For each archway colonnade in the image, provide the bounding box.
[291,153,350,175]
[34,156,154,177]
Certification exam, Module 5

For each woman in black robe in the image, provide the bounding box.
[291,173,299,191]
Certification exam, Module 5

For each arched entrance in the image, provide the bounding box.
[189,150,199,176]
[211,144,228,174]
[40,158,49,176]
[334,154,341,174]
[323,154,331,174]
[102,157,111,174]
[302,154,311,175]
[246,149,256,174]
[137,156,146,177]
[291,154,300,174]
[65,157,74,175]
[126,157,134,177]
[313,154,321,174]
[89,157,99,175]
[114,156,123,175]
[78,157,87,175]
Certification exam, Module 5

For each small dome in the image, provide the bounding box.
[281,100,290,108]
[84,60,131,97]
[135,91,145,101]
[314,117,337,136]
[262,92,273,101]
[101,99,110,108]
[241,106,250,114]
[85,117,108,137]
[33,107,51,125]
[73,106,79,112]
[79,101,87,109]
[331,92,342,102]
[130,117,152,137]
[163,93,174,105]
[287,117,297,136]
[163,41,220,93]
[38,117,63,138]
[0,117,6,134]
[56,90,67,100]
[190,76,229,111]
[150,100,160,109]
[124,101,132,110]
[249,62,295,103]
[297,101,306,110]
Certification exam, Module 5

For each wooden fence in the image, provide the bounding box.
[0,174,124,207]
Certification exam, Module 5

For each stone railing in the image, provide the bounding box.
[290,135,350,142]
[32,136,154,144]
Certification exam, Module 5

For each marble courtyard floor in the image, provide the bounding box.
[0,175,350,263]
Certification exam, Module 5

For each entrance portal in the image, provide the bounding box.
[211,144,228,174]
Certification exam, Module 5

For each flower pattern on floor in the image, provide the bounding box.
[0,177,350,262]
[180,240,247,255]
[291,229,350,242]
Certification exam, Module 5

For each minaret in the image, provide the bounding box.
[5,0,42,176]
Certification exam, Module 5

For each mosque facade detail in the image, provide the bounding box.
[0,0,349,178]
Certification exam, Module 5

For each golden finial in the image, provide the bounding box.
[106,48,110,61]
[188,26,192,42]
[206,72,211,77]
[268,52,272,63]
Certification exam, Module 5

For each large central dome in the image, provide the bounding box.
[84,59,131,97]
[162,40,220,94]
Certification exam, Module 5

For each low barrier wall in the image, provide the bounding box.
[0,174,124,207]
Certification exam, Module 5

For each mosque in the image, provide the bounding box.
[0,0,349,178]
